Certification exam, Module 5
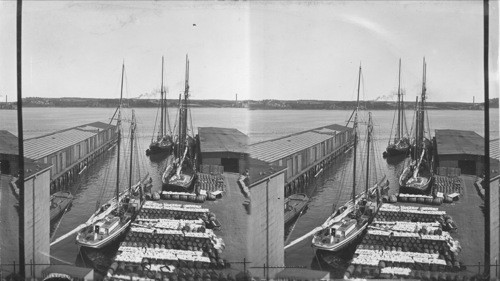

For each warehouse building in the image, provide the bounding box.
[435,129,486,176]
[23,122,117,191]
[198,127,248,173]
[250,124,353,196]
[0,130,19,175]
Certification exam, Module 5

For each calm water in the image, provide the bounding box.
[0,107,497,271]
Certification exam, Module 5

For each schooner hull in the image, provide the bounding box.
[76,220,130,249]
[398,166,432,194]
[384,145,410,158]
[146,142,173,157]
[312,223,368,252]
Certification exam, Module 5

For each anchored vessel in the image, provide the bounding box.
[146,56,174,158]
[399,58,434,194]
[76,65,145,249]
[50,191,74,222]
[383,59,411,158]
[284,193,309,224]
[162,55,196,192]
[312,66,388,253]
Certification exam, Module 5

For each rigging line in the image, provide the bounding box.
[189,103,194,138]
[389,104,397,144]
[151,99,161,142]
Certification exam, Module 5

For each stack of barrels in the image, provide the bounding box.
[105,201,229,280]
[197,173,225,196]
[377,210,444,223]
[434,176,463,197]
[138,207,211,221]
[161,191,208,203]
[344,204,469,280]
[397,194,443,205]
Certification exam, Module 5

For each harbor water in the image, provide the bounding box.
[0,107,497,272]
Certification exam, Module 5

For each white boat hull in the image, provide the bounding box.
[312,222,368,252]
[76,220,131,249]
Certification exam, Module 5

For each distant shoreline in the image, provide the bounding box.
[0,97,497,110]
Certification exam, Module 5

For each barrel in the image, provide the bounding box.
[409,197,417,203]
[153,192,161,201]
[417,197,425,204]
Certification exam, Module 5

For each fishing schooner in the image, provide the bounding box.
[162,55,197,192]
[311,66,388,253]
[383,59,411,158]
[399,58,434,194]
[146,56,174,158]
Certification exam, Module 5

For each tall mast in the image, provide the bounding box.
[116,63,125,202]
[420,58,427,143]
[177,93,182,157]
[396,59,402,141]
[352,65,361,205]
[128,110,136,192]
[160,56,164,137]
[179,55,189,155]
[414,96,419,160]
[365,112,372,194]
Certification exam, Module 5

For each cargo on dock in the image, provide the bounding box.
[340,174,489,280]
[250,124,354,197]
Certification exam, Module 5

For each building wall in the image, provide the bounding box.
[280,131,352,183]
[200,152,248,174]
[0,153,18,175]
[438,154,484,176]
[247,172,285,279]
[41,127,115,179]
[491,178,499,277]
[23,168,51,278]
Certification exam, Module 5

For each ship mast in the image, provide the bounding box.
[365,112,372,194]
[179,55,189,156]
[396,59,402,142]
[160,56,164,138]
[128,110,136,192]
[116,63,125,204]
[352,65,361,205]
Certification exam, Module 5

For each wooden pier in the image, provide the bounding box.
[250,124,354,197]
[23,122,117,193]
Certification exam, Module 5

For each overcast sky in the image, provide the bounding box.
[0,1,497,102]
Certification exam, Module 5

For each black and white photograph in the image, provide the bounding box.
[0,1,498,280]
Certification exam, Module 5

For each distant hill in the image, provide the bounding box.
[2,97,497,110]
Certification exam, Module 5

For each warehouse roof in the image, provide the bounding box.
[491,138,499,160]
[250,124,351,163]
[198,127,248,154]
[0,130,18,155]
[436,129,484,156]
[24,121,114,160]
[248,157,286,186]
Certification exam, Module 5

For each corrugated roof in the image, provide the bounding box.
[24,129,97,160]
[250,124,350,163]
[0,130,18,155]
[248,157,286,186]
[22,121,115,160]
[491,139,500,160]
[436,129,484,156]
[199,127,248,154]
